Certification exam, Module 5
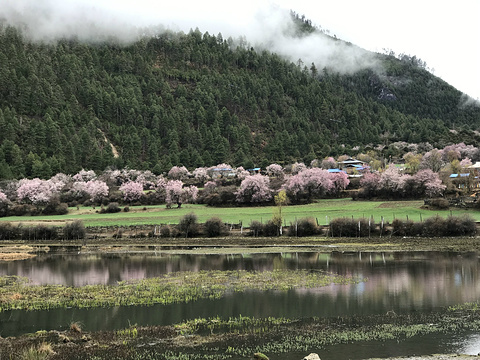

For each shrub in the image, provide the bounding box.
[9,204,40,216]
[63,220,86,240]
[422,215,447,237]
[430,198,449,209]
[159,225,171,238]
[445,215,476,236]
[0,223,21,240]
[204,217,228,237]
[123,206,130,212]
[391,218,423,236]
[42,201,68,215]
[178,213,199,238]
[202,186,237,206]
[288,218,321,237]
[263,220,279,237]
[22,225,58,241]
[248,221,264,237]
[102,202,121,213]
[329,217,374,237]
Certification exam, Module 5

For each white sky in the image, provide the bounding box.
[2,0,479,100]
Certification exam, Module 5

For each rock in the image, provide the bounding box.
[302,353,321,360]
[253,353,269,360]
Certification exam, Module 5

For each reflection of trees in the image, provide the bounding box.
[1,251,479,312]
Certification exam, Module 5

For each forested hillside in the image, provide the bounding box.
[0,15,479,180]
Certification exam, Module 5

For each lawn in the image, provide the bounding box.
[1,199,479,227]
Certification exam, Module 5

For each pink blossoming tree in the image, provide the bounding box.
[168,166,190,180]
[16,178,58,206]
[72,169,97,182]
[329,171,350,194]
[266,164,284,178]
[165,180,198,208]
[283,168,334,203]
[84,180,109,203]
[235,174,272,204]
[407,169,446,197]
[119,181,144,202]
[0,191,11,217]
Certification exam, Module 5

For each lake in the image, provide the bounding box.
[1,250,479,358]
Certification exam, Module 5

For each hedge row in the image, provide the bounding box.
[0,215,476,241]
[0,220,86,240]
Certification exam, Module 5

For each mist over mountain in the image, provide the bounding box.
[1,0,382,74]
[0,2,479,180]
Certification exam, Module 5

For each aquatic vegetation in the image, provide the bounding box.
[0,270,363,312]
[448,301,480,312]
[19,342,54,360]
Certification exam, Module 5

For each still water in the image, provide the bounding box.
[1,250,480,357]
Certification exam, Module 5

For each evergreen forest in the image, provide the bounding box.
[1,14,479,180]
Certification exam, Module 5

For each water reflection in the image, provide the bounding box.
[1,251,480,340]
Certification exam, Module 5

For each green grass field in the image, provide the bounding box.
[1,199,479,227]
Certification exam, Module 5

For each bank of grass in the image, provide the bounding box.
[0,269,362,312]
[6,310,480,360]
[1,199,479,228]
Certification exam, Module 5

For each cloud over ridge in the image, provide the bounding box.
[0,0,380,74]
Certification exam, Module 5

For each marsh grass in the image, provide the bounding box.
[0,270,362,312]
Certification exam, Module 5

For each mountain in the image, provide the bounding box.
[0,14,479,180]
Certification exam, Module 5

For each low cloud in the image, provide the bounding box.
[0,0,380,74]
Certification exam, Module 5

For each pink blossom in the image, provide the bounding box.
[193,167,210,182]
[329,171,350,193]
[155,176,168,190]
[360,172,381,194]
[85,180,109,202]
[235,167,250,180]
[410,169,446,197]
[291,162,307,175]
[119,181,144,202]
[16,178,58,205]
[168,166,190,180]
[73,169,97,182]
[135,171,157,189]
[266,164,284,178]
[420,149,444,172]
[321,157,337,169]
[203,181,217,194]
[0,191,11,205]
[235,174,272,203]
[283,168,333,202]
[165,180,198,207]
[378,166,407,193]
[460,158,473,168]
